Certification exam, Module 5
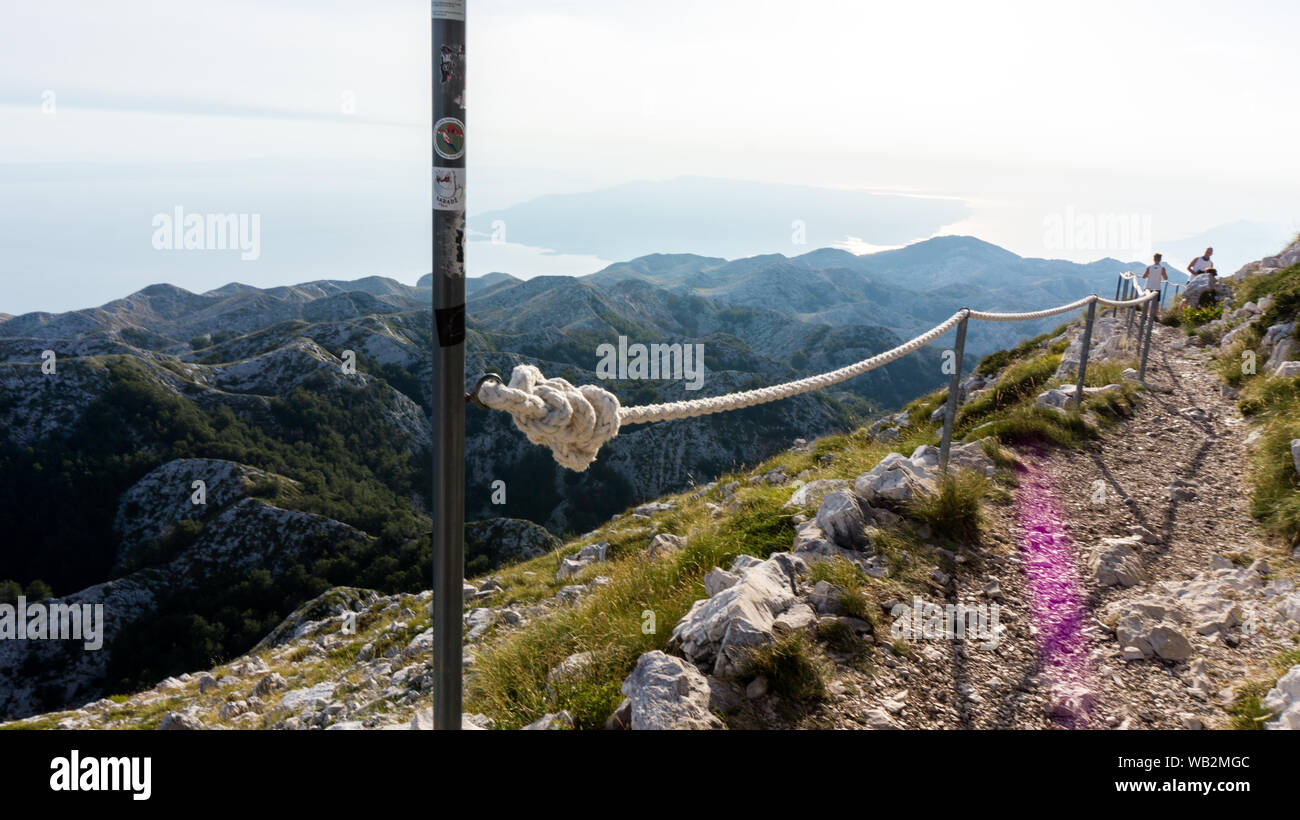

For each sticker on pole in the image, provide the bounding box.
[439,43,464,86]
[432,0,465,20]
[434,167,466,211]
[435,117,465,160]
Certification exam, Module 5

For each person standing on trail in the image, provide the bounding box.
[1144,253,1168,320]
[1188,247,1216,288]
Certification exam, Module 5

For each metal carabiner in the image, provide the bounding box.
[465,372,502,410]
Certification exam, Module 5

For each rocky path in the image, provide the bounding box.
[1043,321,1297,729]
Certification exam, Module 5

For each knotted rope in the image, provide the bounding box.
[475,364,622,471]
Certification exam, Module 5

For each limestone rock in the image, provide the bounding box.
[815,489,871,549]
[619,651,724,730]
[522,711,575,730]
[670,553,803,678]
[1262,666,1300,730]
[784,479,850,510]
[1088,535,1149,587]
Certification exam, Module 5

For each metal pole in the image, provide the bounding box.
[1138,297,1156,380]
[1111,274,1122,317]
[1072,298,1097,410]
[432,0,467,731]
[1125,278,1136,337]
[938,311,968,474]
[1138,286,1153,341]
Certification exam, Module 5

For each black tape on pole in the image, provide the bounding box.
[435,304,466,347]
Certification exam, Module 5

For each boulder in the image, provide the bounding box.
[1103,599,1193,661]
[1183,272,1232,309]
[1054,316,1128,380]
[772,602,817,635]
[619,651,724,730]
[464,607,496,640]
[1037,383,1122,410]
[1276,361,1300,379]
[522,711,575,730]
[784,479,849,509]
[853,453,934,507]
[647,533,686,560]
[704,567,741,597]
[1088,535,1149,587]
[670,553,803,678]
[1293,440,1300,478]
[556,541,609,580]
[1262,665,1300,730]
[253,672,288,698]
[853,442,994,508]
[807,580,846,616]
[815,489,871,549]
[158,711,205,730]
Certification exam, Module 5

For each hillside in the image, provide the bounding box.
[0,239,968,719]
[10,236,1297,731]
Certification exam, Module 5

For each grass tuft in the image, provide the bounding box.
[741,631,831,702]
[905,470,989,545]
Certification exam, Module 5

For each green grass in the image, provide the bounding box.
[808,557,874,622]
[1234,261,1300,332]
[955,354,1062,434]
[1238,375,1300,544]
[905,469,989,545]
[965,403,1095,448]
[464,488,799,729]
[741,631,831,701]
[458,318,1149,730]
[1227,646,1300,730]
[1215,326,1262,387]
[975,323,1071,376]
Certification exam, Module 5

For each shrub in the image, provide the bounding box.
[905,469,989,545]
[742,631,831,701]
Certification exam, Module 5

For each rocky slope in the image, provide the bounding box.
[11,239,1284,732]
[15,245,1298,731]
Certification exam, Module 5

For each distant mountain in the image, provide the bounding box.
[469,176,971,261]
[580,236,1145,357]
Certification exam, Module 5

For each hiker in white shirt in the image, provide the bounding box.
[1144,253,1168,320]
[1188,247,1216,288]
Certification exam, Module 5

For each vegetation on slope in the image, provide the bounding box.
[1209,259,1300,545]
[463,321,1141,728]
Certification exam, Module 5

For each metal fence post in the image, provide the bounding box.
[1138,297,1156,380]
[1111,274,1122,317]
[938,311,969,474]
[1125,278,1137,337]
[1073,298,1097,410]
[432,0,468,731]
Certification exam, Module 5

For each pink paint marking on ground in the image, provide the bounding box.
[1015,452,1097,727]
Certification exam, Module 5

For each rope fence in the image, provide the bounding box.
[471,284,1162,472]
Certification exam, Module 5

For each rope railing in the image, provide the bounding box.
[471,286,1160,471]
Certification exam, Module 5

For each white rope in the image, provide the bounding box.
[474,284,1160,470]
[476,364,622,471]
[618,311,968,425]
[967,295,1096,322]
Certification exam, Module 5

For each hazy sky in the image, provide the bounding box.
[1,0,1298,314]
